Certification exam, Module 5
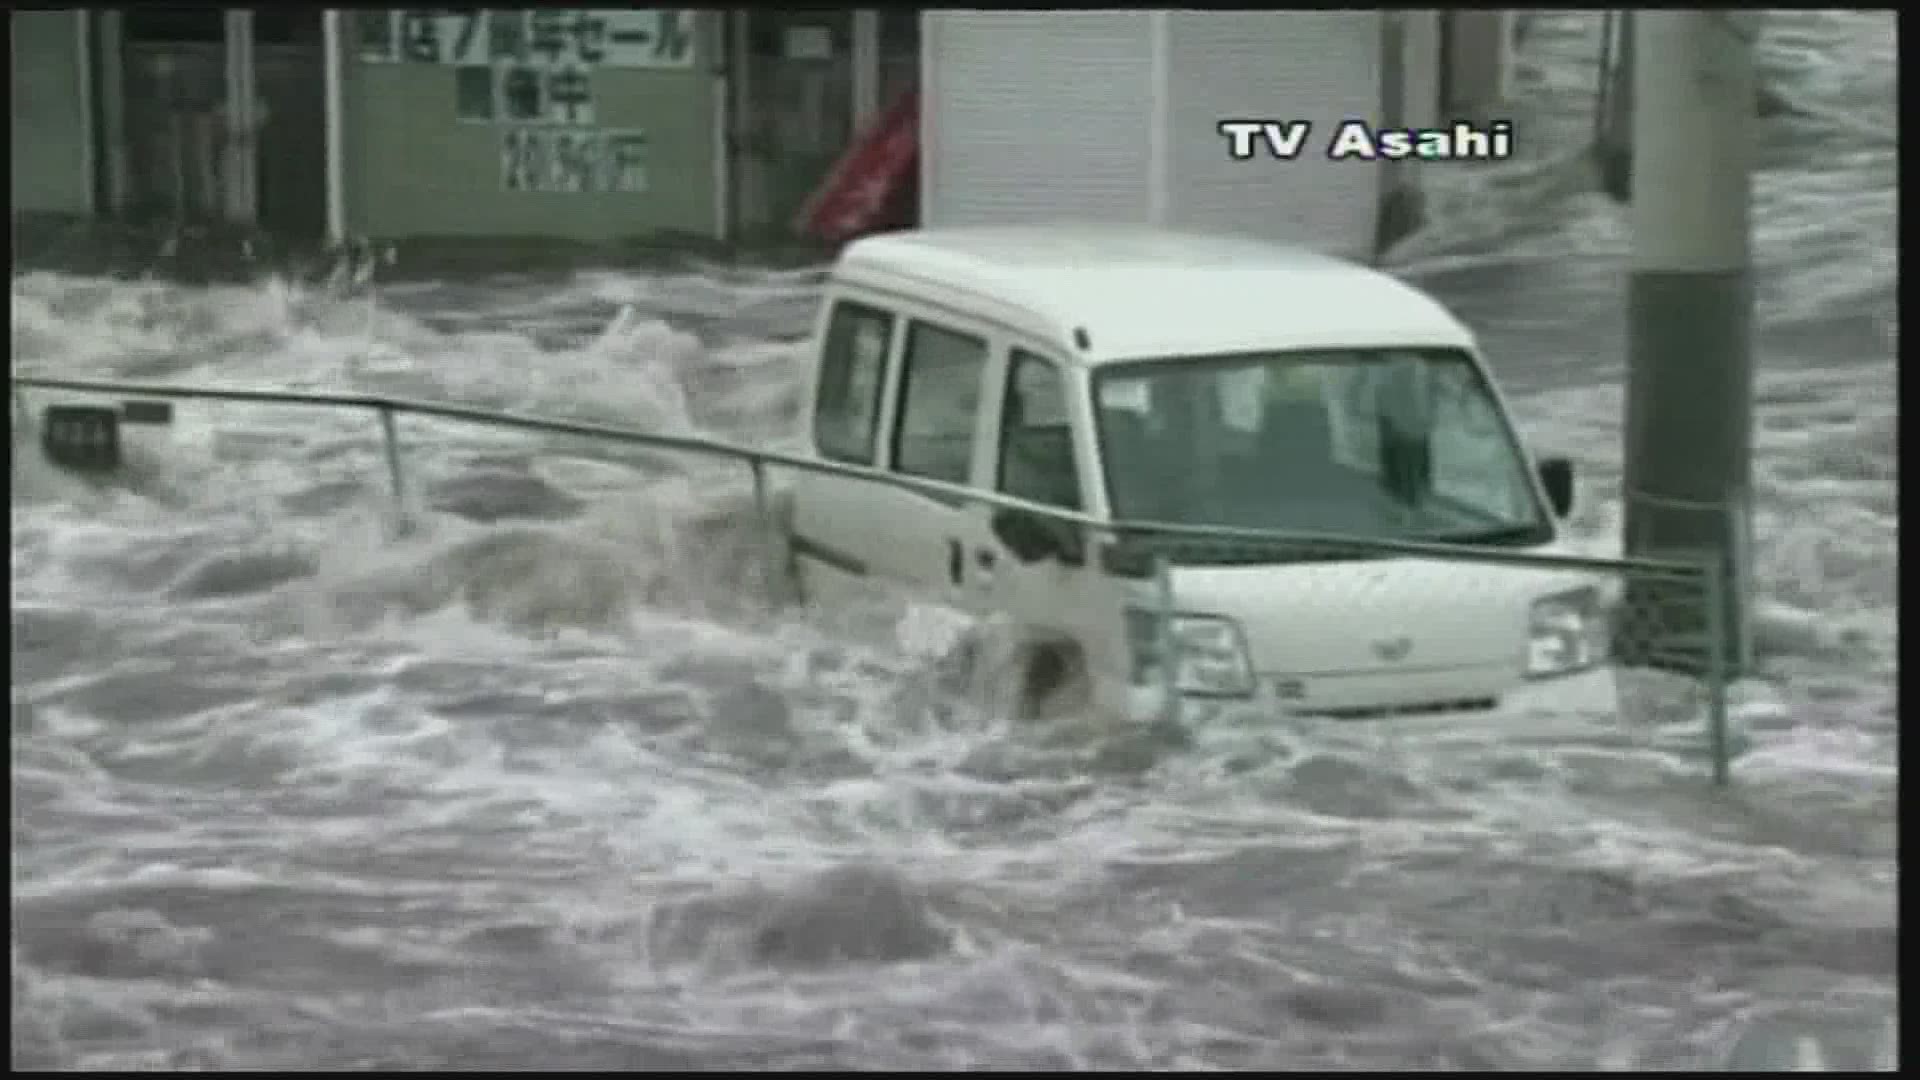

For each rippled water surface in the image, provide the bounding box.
[11,12,1897,1070]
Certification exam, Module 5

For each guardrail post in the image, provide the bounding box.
[748,457,781,601]
[1704,553,1731,786]
[377,404,410,533]
[1152,550,1181,726]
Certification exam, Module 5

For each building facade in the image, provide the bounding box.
[12,12,95,219]
[12,9,1512,256]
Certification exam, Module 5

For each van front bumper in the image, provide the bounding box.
[1118,665,1618,726]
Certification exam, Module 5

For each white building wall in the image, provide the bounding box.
[1164,11,1383,257]
[924,11,1427,260]
[921,12,1154,227]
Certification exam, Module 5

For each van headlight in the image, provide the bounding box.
[1526,587,1607,679]
[1125,610,1255,698]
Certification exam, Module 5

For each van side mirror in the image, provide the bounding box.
[1538,457,1575,518]
[1099,537,1156,578]
[990,506,1085,567]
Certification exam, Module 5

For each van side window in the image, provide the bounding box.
[814,301,895,465]
[997,350,1082,510]
[892,320,988,485]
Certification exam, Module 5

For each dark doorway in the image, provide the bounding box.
[115,9,328,240]
[735,10,853,240]
[728,10,921,241]
[255,11,328,241]
[124,9,223,44]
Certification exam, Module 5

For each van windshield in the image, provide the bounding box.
[1092,348,1552,558]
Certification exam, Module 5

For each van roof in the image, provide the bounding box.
[835,225,1476,364]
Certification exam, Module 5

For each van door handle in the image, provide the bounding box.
[947,539,963,584]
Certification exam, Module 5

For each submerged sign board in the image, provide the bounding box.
[358,10,686,194]
[457,64,597,126]
[358,10,695,69]
[500,126,649,194]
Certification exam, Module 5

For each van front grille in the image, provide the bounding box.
[1303,697,1499,721]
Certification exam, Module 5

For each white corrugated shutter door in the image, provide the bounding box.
[1165,12,1383,258]
[922,13,1154,227]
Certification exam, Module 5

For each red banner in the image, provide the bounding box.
[796,89,920,246]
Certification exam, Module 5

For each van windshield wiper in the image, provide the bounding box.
[1106,520,1550,573]
[1433,523,1554,546]
[1112,536,1387,570]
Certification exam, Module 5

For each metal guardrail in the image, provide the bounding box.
[11,374,1735,783]
[9,375,1712,576]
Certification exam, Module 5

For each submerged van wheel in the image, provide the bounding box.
[914,626,1092,724]
[1017,642,1091,722]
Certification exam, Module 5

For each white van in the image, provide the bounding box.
[786,225,1613,724]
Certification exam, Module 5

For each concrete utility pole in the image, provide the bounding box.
[1594,11,1635,203]
[1621,11,1759,677]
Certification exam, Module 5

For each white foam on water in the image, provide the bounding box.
[10,10,1895,1071]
